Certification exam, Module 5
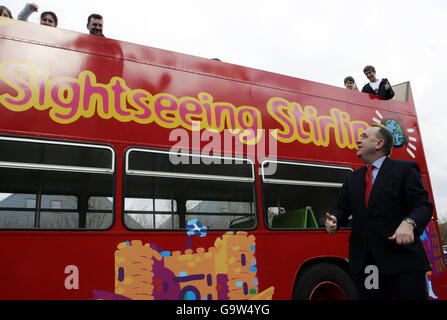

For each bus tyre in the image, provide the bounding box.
[293,263,357,300]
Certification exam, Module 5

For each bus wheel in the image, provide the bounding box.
[293,263,357,300]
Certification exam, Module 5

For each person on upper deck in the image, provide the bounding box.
[361,65,394,100]
[0,5,12,18]
[87,13,104,37]
[344,76,359,91]
[17,3,58,27]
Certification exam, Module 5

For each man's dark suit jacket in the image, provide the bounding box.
[330,157,433,275]
[361,78,395,100]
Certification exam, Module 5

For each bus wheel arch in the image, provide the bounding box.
[292,259,357,300]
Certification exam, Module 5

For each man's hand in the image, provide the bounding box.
[27,3,39,12]
[325,213,338,234]
[385,81,391,90]
[388,220,414,245]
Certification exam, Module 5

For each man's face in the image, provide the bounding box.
[345,80,355,90]
[356,127,382,163]
[87,18,103,36]
[364,70,377,82]
[41,14,56,27]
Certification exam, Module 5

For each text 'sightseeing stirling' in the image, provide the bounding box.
[0,60,368,147]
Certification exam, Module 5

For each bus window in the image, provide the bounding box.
[124,149,256,230]
[124,197,178,229]
[87,196,114,229]
[261,160,352,230]
[39,195,78,229]
[0,136,115,230]
[0,193,35,228]
[186,200,254,230]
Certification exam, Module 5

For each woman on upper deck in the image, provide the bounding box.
[18,2,58,27]
[0,5,12,18]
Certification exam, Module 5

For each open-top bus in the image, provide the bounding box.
[0,17,445,300]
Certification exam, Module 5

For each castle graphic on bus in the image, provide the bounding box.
[93,230,274,300]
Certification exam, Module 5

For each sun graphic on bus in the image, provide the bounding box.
[372,110,418,159]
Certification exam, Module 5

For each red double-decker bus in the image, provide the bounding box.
[0,17,445,300]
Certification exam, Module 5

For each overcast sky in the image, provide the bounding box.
[2,0,447,220]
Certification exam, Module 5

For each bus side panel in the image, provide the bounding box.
[1,234,114,299]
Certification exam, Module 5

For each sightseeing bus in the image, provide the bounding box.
[0,17,445,300]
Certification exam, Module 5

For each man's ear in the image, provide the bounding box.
[376,139,385,150]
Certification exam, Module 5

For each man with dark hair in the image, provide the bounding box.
[325,124,433,300]
[361,65,394,100]
[344,76,359,91]
[87,13,104,37]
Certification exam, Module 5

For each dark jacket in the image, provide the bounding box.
[361,78,395,100]
[330,157,433,275]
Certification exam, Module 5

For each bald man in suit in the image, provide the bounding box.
[326,124,432,300]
